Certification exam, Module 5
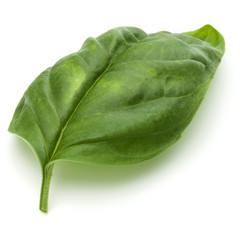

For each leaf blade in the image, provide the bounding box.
[8,25,225,211]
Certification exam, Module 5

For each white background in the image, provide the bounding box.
[0,0,239,239]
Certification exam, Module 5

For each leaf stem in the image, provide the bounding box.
[39,164,54,213]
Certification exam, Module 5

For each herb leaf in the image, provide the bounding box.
[8,25,225,212]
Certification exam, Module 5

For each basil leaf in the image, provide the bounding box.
[8,25,225,212]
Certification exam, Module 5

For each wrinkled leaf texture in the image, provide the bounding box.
[9,24,225,212]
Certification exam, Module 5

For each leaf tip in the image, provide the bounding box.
[183,24,225,55]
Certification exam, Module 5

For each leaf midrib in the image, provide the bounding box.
[47,32,209,163]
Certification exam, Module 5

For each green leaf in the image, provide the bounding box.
[8,25,225,212]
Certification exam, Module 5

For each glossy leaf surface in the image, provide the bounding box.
[8,25,225,212]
